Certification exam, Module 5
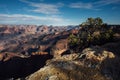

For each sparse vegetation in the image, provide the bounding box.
[68,34,79,52]
[68,17,114,52]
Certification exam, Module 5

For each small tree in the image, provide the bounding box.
[68,17,114,52]
[68,34,79,52]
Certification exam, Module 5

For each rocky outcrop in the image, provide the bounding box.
[79,46,115,63]
[32,51,48,55]
[0,45,118,80]
[26,46,118,80]
[51,39,68,57]
[26,54,107,80]
[0,52,23,61]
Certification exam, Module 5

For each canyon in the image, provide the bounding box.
[0,24,120,80]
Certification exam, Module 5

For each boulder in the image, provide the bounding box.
[79,46,115,63]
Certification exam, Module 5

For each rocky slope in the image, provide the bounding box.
[26,46,119,80]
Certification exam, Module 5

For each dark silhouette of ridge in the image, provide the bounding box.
[0,54,53,79]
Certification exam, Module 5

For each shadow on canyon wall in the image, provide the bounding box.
[0,54,53,79]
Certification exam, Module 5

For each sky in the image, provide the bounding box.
[0,0,120,26]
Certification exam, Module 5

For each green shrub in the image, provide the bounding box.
[68,17,114,52]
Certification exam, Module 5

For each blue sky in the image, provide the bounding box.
[0,0,120,26]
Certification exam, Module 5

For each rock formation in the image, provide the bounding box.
[0,24,119,80]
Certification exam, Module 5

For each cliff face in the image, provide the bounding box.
[51,39,68,57]
[0,25,67,36]
[0,25,71,55]
[26,46,117,80]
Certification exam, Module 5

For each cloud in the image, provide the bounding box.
[69,2,93,9]
[30,3,60,14]
[19,0,63,14]
[0,14,69,25]
[94,0,120,7]
[69,0,120,9]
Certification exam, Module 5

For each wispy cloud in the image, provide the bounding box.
[0,14,69,25]
[94,0,120,7]
[69,0,120,9]
[69,2,93,9]
[30,3,60,14]
[19,0,63,14]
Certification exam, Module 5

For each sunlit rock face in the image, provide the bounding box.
[26,54,107,80]
[0,25,37,35]
[0,52,23,61]
[80,46,115,63]
[26,45,119,80]
[0,25,71,54]
[51,39,68,57]
[0,25,68,36]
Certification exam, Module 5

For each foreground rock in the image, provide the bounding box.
[79,46,115,65]
[26,46,118,80]
[0,45,119,80]
[26,60,106,80]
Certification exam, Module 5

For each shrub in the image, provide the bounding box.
[68,17,114,52]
